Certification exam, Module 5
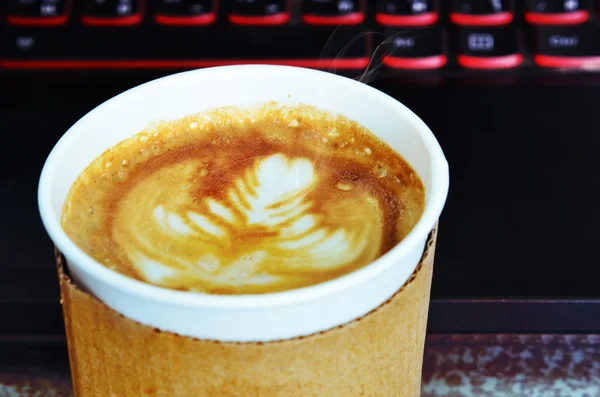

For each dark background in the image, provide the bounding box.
[2,0,600,338]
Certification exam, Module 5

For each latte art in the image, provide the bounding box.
[62,103,425,294]
[115,153,383,291]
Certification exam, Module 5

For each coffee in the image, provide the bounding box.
[61,103,425,294]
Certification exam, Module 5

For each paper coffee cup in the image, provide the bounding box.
[38,65,449,343]
[56,229,438,397]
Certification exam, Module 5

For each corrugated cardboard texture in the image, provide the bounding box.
[57,229,437,397]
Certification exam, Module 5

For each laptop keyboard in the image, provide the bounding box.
[0,0,598,72]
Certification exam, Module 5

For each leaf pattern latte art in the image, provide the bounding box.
[112,153,384,293]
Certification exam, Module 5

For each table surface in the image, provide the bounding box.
[1,334,599,397]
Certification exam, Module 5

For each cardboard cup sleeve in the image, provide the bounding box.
[56,228,437,397]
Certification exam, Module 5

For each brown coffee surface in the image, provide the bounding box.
[61,103,425,294]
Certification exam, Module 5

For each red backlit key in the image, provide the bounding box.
[303,0,365,25]
[457,26,522,69]
[533,25,600,68]
[7,0,70,26]
[525,0,591,25]
[82,0,144,26]
[376,0,439,27]
[382,27,446,69]
[228,0,289,25]
[156,0,215,25]
[451,0,514,26]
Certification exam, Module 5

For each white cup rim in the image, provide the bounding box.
[38,65,449,310]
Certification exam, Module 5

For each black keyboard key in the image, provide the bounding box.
[525,0,591,25]
[451,0,514,26]
[0,27,370,70]
[7,0,70,26]
[155,0,215,25]
[228,0,289,25]
[2,32,44,59]
[0,30,75,69]
[533,25,600,68]
[383,27,446,69]
[303,0,365,25]
[82,0,144,26]
[457,26,522,69]
[375,0,438,27]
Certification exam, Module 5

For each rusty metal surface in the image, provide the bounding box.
[423,335,600,397]
[1,334,600,397]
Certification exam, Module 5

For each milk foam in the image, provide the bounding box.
[61,103,426,294]
[113,153,383,291]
